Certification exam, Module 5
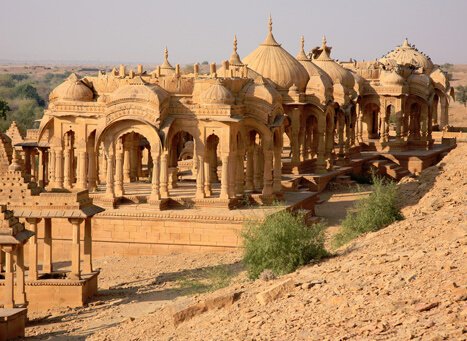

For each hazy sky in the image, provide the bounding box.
[1,0,466,65]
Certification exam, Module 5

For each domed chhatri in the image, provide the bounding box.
[109,81,169,106]
[312,36,355,90]
[242,16,309,92]
[379,69,406,86]
[200,79,235,105]
[380,38,434,74]
[296,35,333,102]
[49,73,94,102]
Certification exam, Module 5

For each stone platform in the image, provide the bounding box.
[0,308,27,341]
[0,271,99,312]
[23,190,318,259]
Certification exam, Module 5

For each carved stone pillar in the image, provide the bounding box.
[77,149,87,189]
[43,218,52,273]
[26,218,41,281]
[148,153,161,202]
[421,105,428,141]
[273,148,282,193]
[123,140,131,183]
[195,155,205,199]
[220,153,229,199]
[115,139,124,196]
[160,152,169,198]
[55,148,64,188]
[105,150,115,199]
[24,148,31,182]
[228,153,236,198]
[253,145,262,191]
[83,218,92,274]
[38,149,45,187]
[245,147,254,191]
[130,135,138,182]
[204,157,212,197]
[64,145,72,189]
[337,114,345,156]
[48,148,55,186]
[235,152,245,196]
[4,251,14,308]
[87,147,97,191]
[15,245,26,305]
[262,150,273,198]
[316,131,326,173]
[69,218,83,280]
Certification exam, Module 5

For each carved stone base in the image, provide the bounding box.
[0,307,27,341]
[147,198,169,210]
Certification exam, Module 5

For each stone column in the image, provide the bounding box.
[43,218,52,273]
[262,150,273,198]
[99,147,107,184]
[421,105,428,141]
[299,127,306,162]
[245,147,254,191]
[105,150,115,199]
[64,145,72,188]
[87,147,97,191]
[38,149,45,187]
[77,149,87,189]
[123,140,131,183]
[4,251,14,308]
[337,114,345,156]
[228,153,236,198]
[148,153,161,202]
[130,138,138,182]
[235,152,245,196]
[195,155,205,199]
[83,218,92,274]
[49,149,55,187]
[115,140,124,196]
[24,148,31,182]
[316,131,326,173]
[55,148,64,189]
[273,148,282,193]
[15,245,26,305]
[253,145,262,191]
[69,218,83,280]
[160,152,169,198]
[204,157,212,197]
[26,218,40,281]
[220,153,229,199]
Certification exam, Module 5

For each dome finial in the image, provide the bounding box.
[268,14,273,33]
[402,38,409,48]
[233,34,238,53]
[301,35,305,51]
[296,35,308,61]
[322,35,327,48]
[164,46,169,62]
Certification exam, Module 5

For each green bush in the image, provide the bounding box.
[332,174,403,248]
[242,210,328,279]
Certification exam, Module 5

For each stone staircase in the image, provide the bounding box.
[367,159,411,181]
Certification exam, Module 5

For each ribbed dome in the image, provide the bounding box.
[243,76,282,104]
[242,17,309,92]
[312,38,355,90]
[109,79,169,105]
[49,73,93,102]
[200,80,234,105]
[380,39,434,74]
[430,68,449,90]
[407,73,431,87]
[380,70,405,86]
[296,36,333,99]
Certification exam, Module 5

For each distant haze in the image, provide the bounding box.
[1,0,466,66]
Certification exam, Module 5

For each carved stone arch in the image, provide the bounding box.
[243,117,273,150]
[165,118,202,154]
[96,118,162,158]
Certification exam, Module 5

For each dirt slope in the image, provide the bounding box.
[87,145,466,341]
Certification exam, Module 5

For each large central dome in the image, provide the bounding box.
[242,16,309,92]
[379,38,434,74]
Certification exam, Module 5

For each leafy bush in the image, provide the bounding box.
[332,174,403,248]
[242,210,328,279]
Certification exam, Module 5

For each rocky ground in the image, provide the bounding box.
[26,144,466,340]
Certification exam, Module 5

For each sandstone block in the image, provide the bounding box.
[256,278,295,305]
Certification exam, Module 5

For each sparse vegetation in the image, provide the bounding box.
[176,265,234,295]
[242,210,328,279]
[0,99,11,120]
[332,174,403,248]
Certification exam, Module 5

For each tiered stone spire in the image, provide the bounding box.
[296,35,309,61]
[229,34,243,66]
[262,14,280,46]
